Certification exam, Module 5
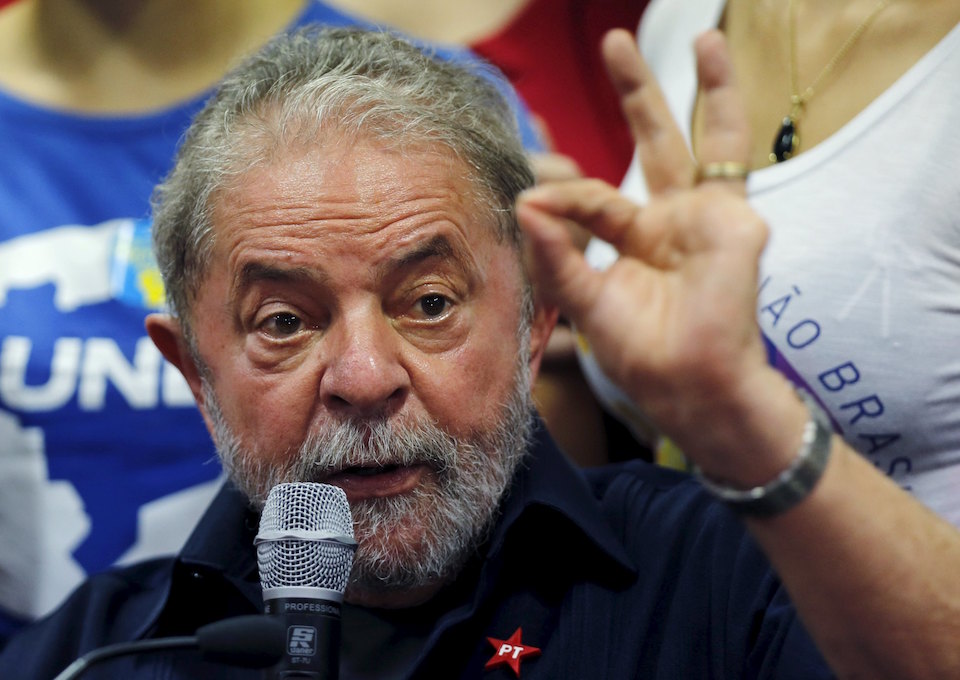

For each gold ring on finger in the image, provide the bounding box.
[695,161,749,183]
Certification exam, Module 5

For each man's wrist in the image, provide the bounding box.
[692,389,834,518]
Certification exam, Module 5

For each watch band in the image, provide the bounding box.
[693,389,834,518]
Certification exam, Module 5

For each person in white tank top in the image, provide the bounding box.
[582,0,960,525]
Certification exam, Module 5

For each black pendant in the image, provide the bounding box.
[770,116,799,163]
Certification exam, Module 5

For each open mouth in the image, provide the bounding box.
[342,463,401,477]
[323,463,431,502]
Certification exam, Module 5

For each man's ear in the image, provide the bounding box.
[145,313,207,416]
[526,300,560,383]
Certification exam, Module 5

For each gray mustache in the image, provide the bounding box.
[296,417,461,476]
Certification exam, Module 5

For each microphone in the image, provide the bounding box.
[52,615,286,680]
[255,482,357,680]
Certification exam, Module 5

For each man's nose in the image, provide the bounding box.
[318,311,409,416]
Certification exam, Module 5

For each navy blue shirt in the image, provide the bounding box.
[0,424,832,679]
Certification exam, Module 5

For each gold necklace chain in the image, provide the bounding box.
[770,0,890,163]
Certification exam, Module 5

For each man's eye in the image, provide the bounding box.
[264,312,303,336]
[419,294,448,317]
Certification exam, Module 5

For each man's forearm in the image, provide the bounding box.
[689,372,960,679]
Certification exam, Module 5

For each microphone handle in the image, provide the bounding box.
[264,595,342,680]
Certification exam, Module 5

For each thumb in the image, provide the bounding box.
[516,193,603,329]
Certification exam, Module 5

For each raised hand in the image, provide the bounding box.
[516,29,792,480]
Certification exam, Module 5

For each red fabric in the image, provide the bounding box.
[471,0,647,184]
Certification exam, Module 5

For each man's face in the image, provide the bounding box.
[169,138,550,605]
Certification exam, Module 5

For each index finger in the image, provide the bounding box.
[602,28,696,193]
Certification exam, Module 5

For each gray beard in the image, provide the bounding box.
[204,354,535,597]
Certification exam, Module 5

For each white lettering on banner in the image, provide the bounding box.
[0,222,196,410]
[1,337,81,411]
[0,336,195,411]
[79,337,161,409]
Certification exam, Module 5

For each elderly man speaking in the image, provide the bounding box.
[2,25,958,680]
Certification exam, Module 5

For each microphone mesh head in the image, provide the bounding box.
[257,482,355,593]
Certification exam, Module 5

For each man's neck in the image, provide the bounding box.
[0,0,305,113]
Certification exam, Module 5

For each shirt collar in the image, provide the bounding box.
[491,420,636,579]
[180,481,261,581]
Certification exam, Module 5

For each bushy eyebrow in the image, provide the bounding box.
[381,233,480,289]
[229,233,479,308]
[388,234,458,270]
[234,262,330,293]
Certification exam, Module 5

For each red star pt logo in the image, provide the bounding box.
[485,627,541,677]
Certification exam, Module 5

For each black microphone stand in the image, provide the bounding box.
[52,615,285,680]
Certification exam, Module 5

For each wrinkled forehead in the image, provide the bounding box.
[214,128,489,221]
[219,111,501,220]
[206,134,515,280]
